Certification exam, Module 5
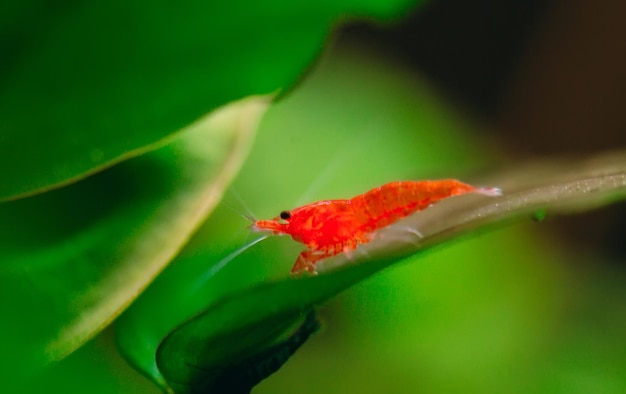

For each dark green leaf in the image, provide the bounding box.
[0,0,420,201]
[169,310,320,394]
[0,96,269,387]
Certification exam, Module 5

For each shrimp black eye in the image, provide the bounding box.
[280,211,291,220]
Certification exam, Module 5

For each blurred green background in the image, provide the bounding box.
[4,0,626,392]
[205,41,626,394]
[32,38,626,393]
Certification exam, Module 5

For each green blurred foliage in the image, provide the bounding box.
[160,45,626,393]
[0,95,266,388]
[26,38,626,394]
[0,0,418,201]
[4,0,626,392]
[3,0,428,392]
[115,40,488,391]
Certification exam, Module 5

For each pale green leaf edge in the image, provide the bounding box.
[0,126,189,203]
[45,95,271,361]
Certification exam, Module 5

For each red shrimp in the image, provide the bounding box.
[252,180,501,275]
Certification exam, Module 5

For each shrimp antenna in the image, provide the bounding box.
[220,199,255,223]
[229,187,258,222]
[192,235,270,290]
[220,188,257,223]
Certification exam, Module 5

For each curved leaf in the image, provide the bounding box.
[0,0,419,201]
[161,310,320,394]
[0,96,268,387]
[155,151,626,392]
[115,40,501,392]
[204,310,320,394]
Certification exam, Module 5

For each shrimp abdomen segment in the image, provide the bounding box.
[351,180,477,233]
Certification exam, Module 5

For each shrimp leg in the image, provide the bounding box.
[292,237,367,275]
[291,250,328,275]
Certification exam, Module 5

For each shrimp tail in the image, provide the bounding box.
[475,186,503,197]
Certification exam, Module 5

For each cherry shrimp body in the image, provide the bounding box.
[252,179,502,275]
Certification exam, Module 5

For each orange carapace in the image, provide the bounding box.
[252,180,501,275]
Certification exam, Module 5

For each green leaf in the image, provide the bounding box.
[0,95,269,387]
[204,310,320,394]
[0,0,419,201]
[113,40,626,392]
[162,310,321,394]
[112,40,496,392]
[153,151,626,393]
